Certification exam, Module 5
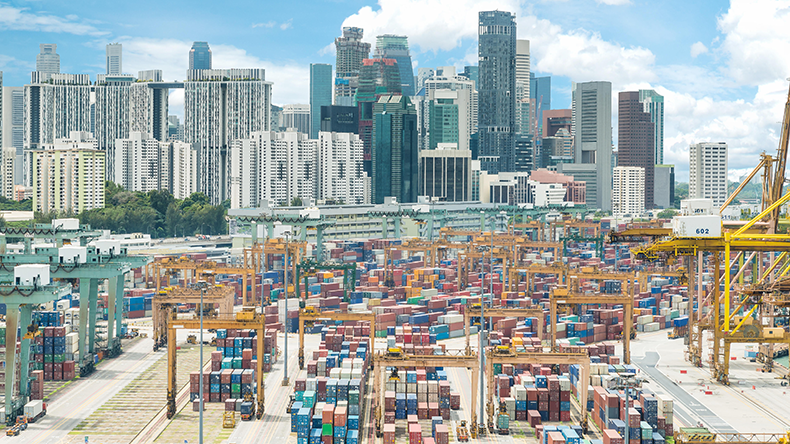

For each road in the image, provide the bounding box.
[3,335,160,444]
[625,330,790,434]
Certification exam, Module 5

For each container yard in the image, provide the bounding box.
[0,205,788,444]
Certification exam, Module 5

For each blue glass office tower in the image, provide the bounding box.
[530,73,551,136]
[478,10,517,174]
[310,63,333,139]
[189,42,212,70]
[375,35,415,96]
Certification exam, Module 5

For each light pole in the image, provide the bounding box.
[194,279,209,444]
[611,373,648,442]
[282,231,291,386]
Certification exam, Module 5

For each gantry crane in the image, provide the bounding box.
[152,285,235,350]
[372,351,479,438]
[298,309,376,369]
[294,259,356,302]
[243,238,307,304]
[457,248,510,291]
[463,307,545,353]
[165,307,266,419]
[507,263,567,295]
[638,268,689,292]
[549,287,635,363]
[675,430,790,444]
[485,348,590,433]
[567,266,638,297]
[153,258,257,304]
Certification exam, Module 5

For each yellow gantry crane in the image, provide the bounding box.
[508,263,567,294]
[152,285,236,350]
[297,308,376,369]
[549,287,635,364]
[152,258,257,305]
[243,238,307,304]
[463,306,546,353]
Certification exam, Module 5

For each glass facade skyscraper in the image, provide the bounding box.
[478,10,517,174]
[189,42,212,70]
[374,35,415,96]
[309,63,333,139]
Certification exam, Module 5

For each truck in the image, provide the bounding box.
[24,400,46,423]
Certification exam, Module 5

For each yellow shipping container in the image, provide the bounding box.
[368,299,381,306]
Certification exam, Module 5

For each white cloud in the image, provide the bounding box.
[596,0,631,5]
[718,0,790,86]
[319,43,336,57]
[118,37,309,118]
[252,21,277,29]
[279,19,293,30]
[690,41,708,58]
[0,5,107,36]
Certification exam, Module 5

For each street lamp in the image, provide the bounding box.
[282,230,292,386]
[610,373,648,442]
[193,279,210,444]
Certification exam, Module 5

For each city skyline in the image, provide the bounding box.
[0,0,785,182]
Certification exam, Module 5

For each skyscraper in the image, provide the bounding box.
[310,64,333,139]
[316,132,368,205]
[372,94,418,204]
[356,57,402,174]
[334,27,371,106]
[106,43,122,75]
[618,91,655,209]
[374,35,415,96]
[189,42,212,70]
[419,148,472,202]
[571,81,612,211]
[639,89,665,165]
[531,73,551,135]
[184,68,272,203]
[689,142,728,207]
[24,74,92,152]
[515,40,530,102]
[461,66,479,87]
[36,44,60,80]
[2,85,24,184]
[478,10,517,174]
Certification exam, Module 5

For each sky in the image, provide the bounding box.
[1,0,789,182]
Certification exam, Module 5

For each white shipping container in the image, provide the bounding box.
[24,400,43,417]
[418,392,428,403]
[428,393,439,403]
[428,381,438,393]
[418,381,428,393]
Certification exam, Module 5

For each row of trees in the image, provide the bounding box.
[34,183,228,238]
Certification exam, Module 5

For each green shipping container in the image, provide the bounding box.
[322,424,333,436]
[375,330,387,338]
[46,355,54,363]
[54,354,65,363]
[348,390,359,405]
[232,383,241,393]
[232,357,243,369]
[407,297,423,304]
[493,364,502,374]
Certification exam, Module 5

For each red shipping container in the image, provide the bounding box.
[548,432,566,444]
[528,410,541,427]
[560,411,571,422]
[334,406,347,426]
[383,424,396,444]
[322,404,334,424]
[225,399,235,411]
[434,424,449,444]
[409,423,422,444]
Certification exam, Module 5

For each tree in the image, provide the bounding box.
[290,197,303,207]
[674,182,689,209]
[657,209,678,219]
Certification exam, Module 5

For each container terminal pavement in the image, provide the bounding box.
[0,209,790,444]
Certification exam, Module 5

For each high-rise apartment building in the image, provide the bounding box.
[1,147,16,199]
[228,130,316,208]
[639,89,665,165]
[184,68,272,204]
[618,91,655,209]
[426,93,460,150]
[189,42,212,70]
[113,132,172,193]
[31,132,105,213]
[316,131,368,205]
[282,104,311,134]
[374,35,415,96]
[372,94,418,204]
[310,64,333,139]
[94,71,172,179]
[571,81,612,211]
[170,141,197,199]
[106,43,122,75]
[24,73,92,154]
[478,10,517,174]
[689,142,728,207]
[419,147,472,202]
[36,44,60,80]
[334,27,371,106]
[613,166,645,217]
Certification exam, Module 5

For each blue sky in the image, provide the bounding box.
[1,0,789,182]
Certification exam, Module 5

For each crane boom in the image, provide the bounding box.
[770,83,790,229]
